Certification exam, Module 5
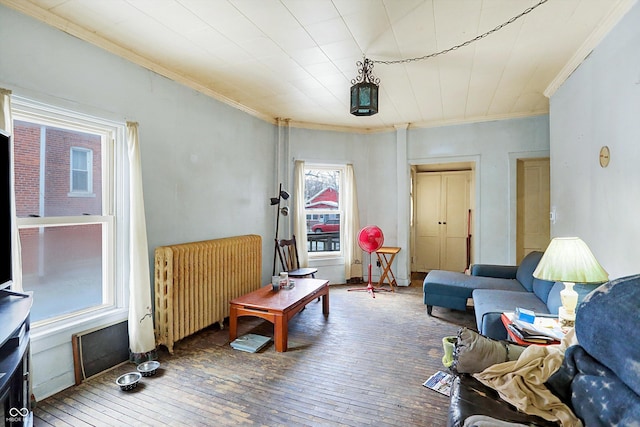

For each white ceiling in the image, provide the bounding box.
[2,0,635,131]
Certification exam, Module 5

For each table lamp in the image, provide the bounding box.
[532,237,609,327]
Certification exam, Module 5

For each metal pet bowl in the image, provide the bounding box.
[116,372,142,391]
[136,360,160,377]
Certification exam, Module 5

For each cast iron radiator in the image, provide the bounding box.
[154,234,262,353]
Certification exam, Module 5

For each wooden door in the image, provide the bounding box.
[441,173,470,271]
[415,171,470,272]
[516,158,550,262]
[415,173,442,271]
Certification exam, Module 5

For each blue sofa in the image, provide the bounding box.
[448,274,640,426]
[423,251,597,339]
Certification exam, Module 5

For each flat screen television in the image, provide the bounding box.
[0,130,12,290]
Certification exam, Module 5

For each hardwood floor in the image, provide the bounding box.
[34,281,475,427]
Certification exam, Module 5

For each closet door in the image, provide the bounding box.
[415,173,442,271]
[441,172,470,272]
[517,158,550,262]
[415,171,470,272]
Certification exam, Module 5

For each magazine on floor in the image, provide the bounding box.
[423,370,453,396]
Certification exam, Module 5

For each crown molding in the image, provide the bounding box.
[0,0,555,135]
[0,0,277,126]
[544,0,637,98]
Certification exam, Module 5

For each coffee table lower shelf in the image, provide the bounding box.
[229,278,329,352]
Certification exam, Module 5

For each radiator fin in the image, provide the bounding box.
[154,234,262,353]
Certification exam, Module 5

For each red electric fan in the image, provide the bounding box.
[348,225,386,298]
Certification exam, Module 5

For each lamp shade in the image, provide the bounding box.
[533,237,609,283]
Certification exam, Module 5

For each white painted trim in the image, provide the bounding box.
[507,150,550,264]
[395,125,410,286]
[409,155,481,267]
[544,0,638,98]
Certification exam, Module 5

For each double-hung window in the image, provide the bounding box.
[12,98,125,326]
[304,165,344,255]
[70,147,93,195]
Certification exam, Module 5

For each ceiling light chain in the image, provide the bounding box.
[372,0,549,65]
[349,0,549,116]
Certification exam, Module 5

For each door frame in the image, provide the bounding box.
[410,156,479,272]
[507,150,550,264]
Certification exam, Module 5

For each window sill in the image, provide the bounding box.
[31,306,128,353]
[308,255,344,267]
[67,192,96,198]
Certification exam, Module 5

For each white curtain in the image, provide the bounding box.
[126,122,156,360]
[1,88,23,291]
[344,164,362,280]
[293,160,310,267]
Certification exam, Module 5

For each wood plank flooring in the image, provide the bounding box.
[33,281,475,427]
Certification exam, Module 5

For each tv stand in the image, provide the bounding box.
[0,289,29,298]
[0,290,33,426]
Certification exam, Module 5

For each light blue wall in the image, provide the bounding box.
[550,1,640,279]
[408,116,550,264]
[287,128,398,284]
[0,4,276,400]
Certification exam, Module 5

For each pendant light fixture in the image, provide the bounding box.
[350,57,379,116]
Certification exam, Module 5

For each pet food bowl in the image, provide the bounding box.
[136,360,160,377]
[116,372,142,391]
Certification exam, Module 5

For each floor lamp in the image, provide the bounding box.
[271,183,290,275]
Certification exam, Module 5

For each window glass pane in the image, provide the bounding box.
[72,149,88,170]
[14,120,102,217]
[305,168,341,253]
[307,213,341,252]
[305,169,339,211]
[20,224,103,322]
[72,170,89,192]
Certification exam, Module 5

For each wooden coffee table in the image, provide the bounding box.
[229,278,329,352]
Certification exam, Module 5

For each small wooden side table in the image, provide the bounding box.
[376,247,401,291]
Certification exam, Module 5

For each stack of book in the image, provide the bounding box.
[230,334,272,353]
[505,312,565,344]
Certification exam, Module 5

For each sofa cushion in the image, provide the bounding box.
[545,281,563,314]
[531,278,555,303]
[470,264,518,278]
[515,251,544,292]
[424,270,526,297]
[545,281,600,315]
[473,289,552,340]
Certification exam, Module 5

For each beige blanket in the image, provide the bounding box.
[473,329,582,427]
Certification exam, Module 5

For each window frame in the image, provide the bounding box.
[304,163,345,258]
[11,96,127,331]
